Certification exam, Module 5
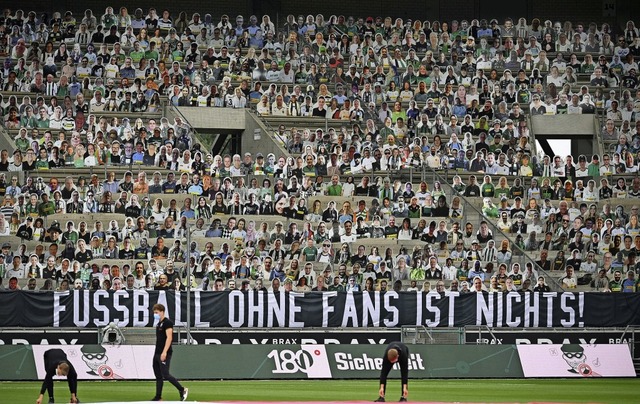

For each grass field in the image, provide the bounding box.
[2,379,638,403]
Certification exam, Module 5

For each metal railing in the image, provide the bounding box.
[401,325,463,345]
[251,105,290,147]
[166,105,202,148]
[466,325,498,345]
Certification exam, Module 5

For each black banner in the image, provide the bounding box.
[1,291,640,328]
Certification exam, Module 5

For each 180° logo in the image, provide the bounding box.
[267,348,321,374]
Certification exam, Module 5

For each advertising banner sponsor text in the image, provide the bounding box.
[464,329,634,345]
[0,329,400,345]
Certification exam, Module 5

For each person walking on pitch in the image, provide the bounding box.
[151,303,188,401]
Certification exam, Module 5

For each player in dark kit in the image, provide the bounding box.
[36,348,79,404]
[374,342,409,402]
[151,303,189,401]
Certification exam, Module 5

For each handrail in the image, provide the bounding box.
[526,114,542,164]
[0,122,14,153]
[217,133,234,156]
[595,112,606,161]
[401,325,434,344]
[166,104,206,150]
[249,104,290,146]
[474,325,498,345]
[618,324,639,359]
[360,96,381,124]
[422,164,566,292]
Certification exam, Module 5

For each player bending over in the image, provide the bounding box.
[36,348,79,404]
[374,341,409,402]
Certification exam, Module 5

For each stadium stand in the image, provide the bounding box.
[1,8,640,297]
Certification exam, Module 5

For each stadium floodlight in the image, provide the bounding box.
[101,322,125,345]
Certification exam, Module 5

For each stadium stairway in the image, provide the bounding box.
[418,166,565,291]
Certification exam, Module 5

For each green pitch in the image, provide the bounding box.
[1,379,637,403]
